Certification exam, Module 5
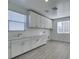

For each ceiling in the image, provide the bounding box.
[8,0,70,19]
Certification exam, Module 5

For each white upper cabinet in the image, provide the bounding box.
[36,14,41,27]
[29,11,52,29]
[45,18,53,28]
[29,12,37,27]
[40,16,45,28]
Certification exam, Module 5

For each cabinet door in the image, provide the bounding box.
[22,38,32,53]
[8,41,11,59]
[36,14,41,28]
[40,16,45,28]
[40,17,43,28]
[34,36,47,47]
[44,18,52,28]
[44,18,47,28]
[31,36,40,49]
[47,19,52,28]
[48,20,52,28]
[29,12,37,27]
[11,40,23,58]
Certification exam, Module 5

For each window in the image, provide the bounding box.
[8,10,27,31]
[57,21,70,33]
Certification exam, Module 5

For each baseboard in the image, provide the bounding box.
[48,39,70,44]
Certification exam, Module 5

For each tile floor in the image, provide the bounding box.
[12,40,70,59]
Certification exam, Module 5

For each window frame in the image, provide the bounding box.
[57,21,70,34]
[8,10,28,32]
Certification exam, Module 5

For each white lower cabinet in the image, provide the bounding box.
[30,37,40,49]
[35,36,48,46]
[10,36,48,58]
[10,38,40,58]
[11,39,24,58]
[22,39,32,53]
[31,36,48,49]
[8,41,11,59]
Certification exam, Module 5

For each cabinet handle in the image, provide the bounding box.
[17,33,22,37]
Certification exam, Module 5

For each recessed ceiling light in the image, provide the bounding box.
[45,0,48,2]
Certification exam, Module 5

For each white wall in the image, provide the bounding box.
[50,17,70,42]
